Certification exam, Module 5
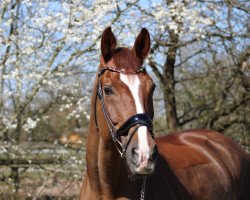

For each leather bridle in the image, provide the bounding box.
[94,66,154,158]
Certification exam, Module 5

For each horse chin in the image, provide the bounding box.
[135,165,155,174]
[126,159,156,177]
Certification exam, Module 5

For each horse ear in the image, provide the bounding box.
[101,27,116,63]
[133,28,150,61]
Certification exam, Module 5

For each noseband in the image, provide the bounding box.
[94,67,154,158]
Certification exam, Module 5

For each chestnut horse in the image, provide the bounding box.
[80,27,250,200]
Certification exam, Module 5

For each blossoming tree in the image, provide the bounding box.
[0,0,125,139]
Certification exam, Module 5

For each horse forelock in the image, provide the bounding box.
[107,47,142,74]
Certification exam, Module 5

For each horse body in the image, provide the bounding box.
[151,129,250,200]
[80,27,250,200]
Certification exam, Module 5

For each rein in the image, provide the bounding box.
[94,66,154,158]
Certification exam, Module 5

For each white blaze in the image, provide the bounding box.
[120,74,150,166]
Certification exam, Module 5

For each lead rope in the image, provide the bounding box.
[140,177,146,200]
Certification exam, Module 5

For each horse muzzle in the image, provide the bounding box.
[126,128,158,175]
[132,145,158,175]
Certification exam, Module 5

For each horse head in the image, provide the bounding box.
[95,27,158,175]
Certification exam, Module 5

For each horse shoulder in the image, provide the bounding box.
[155,132,210,170]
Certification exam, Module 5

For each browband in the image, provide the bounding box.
[98,66,145,77]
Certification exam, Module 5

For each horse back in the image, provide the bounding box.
[154,129,250,200]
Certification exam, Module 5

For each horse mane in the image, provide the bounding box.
[110,47,142,74]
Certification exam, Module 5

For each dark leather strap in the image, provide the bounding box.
[116,114,153,138]
[97,79,117,141]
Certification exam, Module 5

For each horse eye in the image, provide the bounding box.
[152,83,156,92]
[104,86,113,95]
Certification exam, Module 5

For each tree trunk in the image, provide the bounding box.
[163,32,179,132]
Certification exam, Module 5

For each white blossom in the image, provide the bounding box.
[22,118,38,132]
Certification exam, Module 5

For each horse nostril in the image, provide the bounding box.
[151,146,158,161]
[131,147,139,165]
[131,147,139,155]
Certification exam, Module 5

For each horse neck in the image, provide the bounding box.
[85,80,138,198]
